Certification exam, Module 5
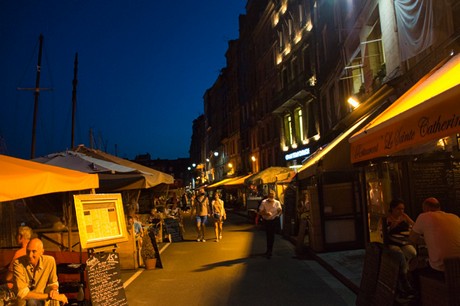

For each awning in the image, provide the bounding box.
[349,54,460,163]
[224,174,253,186]
[0,154,99,202]
[297,114,372,180]
[34,151,137,173]
[206,177,238,189]
[74,145,174,186]
[245,167,295,185]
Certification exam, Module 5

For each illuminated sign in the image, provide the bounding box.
[285,148,310,161]
[74,193,128,249]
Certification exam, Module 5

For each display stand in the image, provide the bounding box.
[86,245,128,306]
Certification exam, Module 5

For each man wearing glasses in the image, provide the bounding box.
[13,238,68,305]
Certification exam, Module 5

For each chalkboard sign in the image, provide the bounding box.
[86,252,128,306]
[164,218,183,242]
[412,161,448,205]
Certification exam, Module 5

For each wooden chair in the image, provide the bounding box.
[356,242,384,306]
[373,249,402,306]
[419,257,460,306]
[445,257,460,306]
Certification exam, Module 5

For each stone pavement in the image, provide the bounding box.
[121,209,364,304]
[121,210,358,305]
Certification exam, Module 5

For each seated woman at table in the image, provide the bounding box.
[380,199,417,295]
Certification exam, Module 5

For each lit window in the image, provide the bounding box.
[295,108,304,142]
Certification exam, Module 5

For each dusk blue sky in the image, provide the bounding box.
[0,1,246,160]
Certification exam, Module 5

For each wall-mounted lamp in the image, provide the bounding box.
[347,96,360,109]
[228,163,233,168]
[251,156,256,162]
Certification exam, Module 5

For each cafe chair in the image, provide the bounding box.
[419,257,460,306]
[356,242,384,306]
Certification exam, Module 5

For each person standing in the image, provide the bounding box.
[13,238,68,305]
[212,192,226,242]
[259,190,282,258]
[191,189,210,242]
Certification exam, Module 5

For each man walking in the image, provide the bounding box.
[191,188,210,242]
[259,190,282,258]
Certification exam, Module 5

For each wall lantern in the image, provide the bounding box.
[347,96,360,109]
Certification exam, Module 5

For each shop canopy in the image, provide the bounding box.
[297,114,372,180]
[245,167,295,185]
[206,177,240,189]
[34,151,159,192]
[206,174,253,189]
[34,151,136,174]
[0,154,99,202]
[74,145,174,187]
[224,174,253,186]
[349,54,460,163]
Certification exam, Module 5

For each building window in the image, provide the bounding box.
[294,107,304,143]
[281,67,289,89]
[284,114,294,146]
[306,102,317,138]
[291,57,298,80]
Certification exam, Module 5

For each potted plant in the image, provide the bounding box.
[140,228,157,269]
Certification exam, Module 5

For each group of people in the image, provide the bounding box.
[189,187,283,260]
[1,226,69,305]
[380,196,460,299]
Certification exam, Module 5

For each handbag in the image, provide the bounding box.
[213,213,220,219]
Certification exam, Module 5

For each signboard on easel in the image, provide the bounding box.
[74,193,128,249]
[74,194,130,305]
[86,252,128,306]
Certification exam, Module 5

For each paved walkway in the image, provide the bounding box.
[120,211,360,305]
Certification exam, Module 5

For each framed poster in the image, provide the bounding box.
[74,193,128,249]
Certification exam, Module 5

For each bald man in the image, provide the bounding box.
[13,238,68,305]
[409,197,460,272]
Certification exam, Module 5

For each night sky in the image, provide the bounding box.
[0,1,246,160]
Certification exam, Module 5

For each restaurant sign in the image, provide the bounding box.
[350,86,460,163]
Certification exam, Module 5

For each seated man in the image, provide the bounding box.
[409,197,460,277]
[13,238,68,306]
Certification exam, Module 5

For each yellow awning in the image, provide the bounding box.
[350,54,460,163]
[223,174,253,186]
[0,154,99,202]
[297,114,371,179]
[245,167,295,185]
[206,177,239,189]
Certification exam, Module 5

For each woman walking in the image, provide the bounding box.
[212,192,226,242]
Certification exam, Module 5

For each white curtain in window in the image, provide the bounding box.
[394,0,452,61]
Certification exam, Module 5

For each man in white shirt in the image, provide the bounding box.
[259,190,282,259]
[410,197,460,273]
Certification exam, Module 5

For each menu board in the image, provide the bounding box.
[86,252,128,306]
[74,194,128,249]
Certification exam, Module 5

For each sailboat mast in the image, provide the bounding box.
[30,34,44,159]
[71,52,78,149]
